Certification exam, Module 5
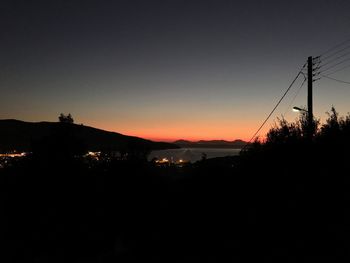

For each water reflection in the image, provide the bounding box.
[149,148,241,163]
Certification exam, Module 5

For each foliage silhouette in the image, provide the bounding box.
[58,113,74,124]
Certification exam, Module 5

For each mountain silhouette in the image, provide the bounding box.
[0,119,178,152]
[174,139,246,148]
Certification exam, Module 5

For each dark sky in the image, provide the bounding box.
[1,0,350,141]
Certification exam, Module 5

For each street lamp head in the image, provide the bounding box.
[293,106,307,113]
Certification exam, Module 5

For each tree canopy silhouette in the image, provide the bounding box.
[58,113,74,124]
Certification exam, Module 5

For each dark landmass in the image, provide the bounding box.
[0,119,178,152]
[2,108,350,262]
[174,139,246,148]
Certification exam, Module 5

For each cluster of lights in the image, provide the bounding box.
[85,151,101,160]
[0,152,28,169]
[154,157,187,165]
[155,158,169,164]
[0,152,27,158]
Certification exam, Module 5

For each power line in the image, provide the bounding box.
[321,44,350,61]
[320,51,350,69]
[283,77,307,116]
[320,57,350,74]
[242,63,306,150]
[319,37,350,57]
[322,64,350,76]
[321,74,350,85]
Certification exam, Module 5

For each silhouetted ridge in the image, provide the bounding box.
[174,139,246,148]
[0,119,178,152]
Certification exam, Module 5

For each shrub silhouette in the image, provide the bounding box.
[266,111,320,145]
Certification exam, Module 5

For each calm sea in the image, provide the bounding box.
[149,148,241,163]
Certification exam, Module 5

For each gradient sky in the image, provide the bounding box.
[1,0,350,141]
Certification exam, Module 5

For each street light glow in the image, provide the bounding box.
[293,106,307,113]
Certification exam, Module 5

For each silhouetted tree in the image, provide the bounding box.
[266,117,302,145]
[59,113,74,124]
[320,106,340,137]
[317,107,350,158]
[266,112,319,145]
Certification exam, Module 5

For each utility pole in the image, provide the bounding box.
[307,56,313,138]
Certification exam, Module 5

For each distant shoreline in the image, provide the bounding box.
[175,145,243,149]
[173,139,247,150]
[149,147,241,163]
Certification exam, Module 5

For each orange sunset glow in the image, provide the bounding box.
[86,120,260,142]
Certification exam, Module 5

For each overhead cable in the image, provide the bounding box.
[241,63,307,150]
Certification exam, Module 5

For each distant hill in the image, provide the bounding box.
[0,119,178,153]
[174,139,247,148]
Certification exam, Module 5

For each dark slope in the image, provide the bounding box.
[0,119,178,152]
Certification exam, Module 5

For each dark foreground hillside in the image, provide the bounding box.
[2,157,242,262]
[2,146,350,262]
[2,109,350,262]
